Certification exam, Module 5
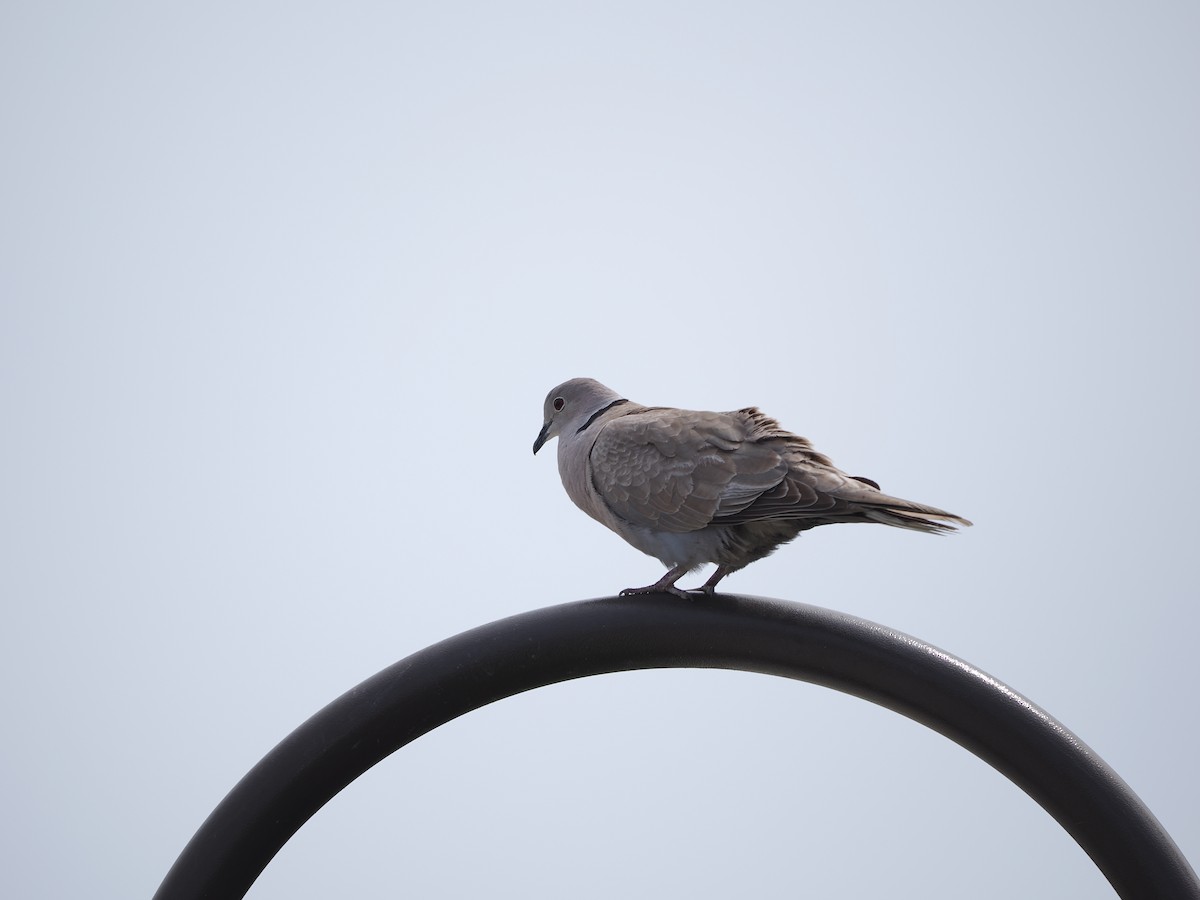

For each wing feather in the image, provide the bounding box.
[589,408,788,533]
[588,405,971,535]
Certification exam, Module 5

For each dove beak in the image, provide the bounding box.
[532,422,551,455]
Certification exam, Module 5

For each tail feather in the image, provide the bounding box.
[861,500,972,535]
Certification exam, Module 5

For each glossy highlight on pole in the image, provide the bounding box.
[153,595,1200,899]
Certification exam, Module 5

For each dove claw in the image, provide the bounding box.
[620,584,693,600]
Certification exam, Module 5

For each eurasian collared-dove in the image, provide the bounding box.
[533,377,970,598]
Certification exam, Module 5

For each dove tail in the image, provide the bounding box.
[861,503,973,535]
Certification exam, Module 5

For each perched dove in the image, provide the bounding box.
[533,378,970,598]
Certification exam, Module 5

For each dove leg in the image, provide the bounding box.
[620,565,693,599]
[689,565,732,596]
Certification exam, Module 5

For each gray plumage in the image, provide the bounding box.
[533,377,971,598]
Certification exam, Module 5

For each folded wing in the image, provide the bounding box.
[589,407,970,535]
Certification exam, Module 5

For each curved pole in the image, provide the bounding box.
[153,595,1200,899]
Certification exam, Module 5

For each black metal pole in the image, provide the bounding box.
[153,595,1199,899]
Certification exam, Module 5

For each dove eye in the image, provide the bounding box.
[553,397,565,411]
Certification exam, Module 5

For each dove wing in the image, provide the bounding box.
[587,408,789,533]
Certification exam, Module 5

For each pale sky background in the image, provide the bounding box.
[2,3,1197,898]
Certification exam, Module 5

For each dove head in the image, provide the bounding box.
[533,378,625,455]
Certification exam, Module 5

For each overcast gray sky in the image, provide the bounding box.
[2,3,1197,898]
